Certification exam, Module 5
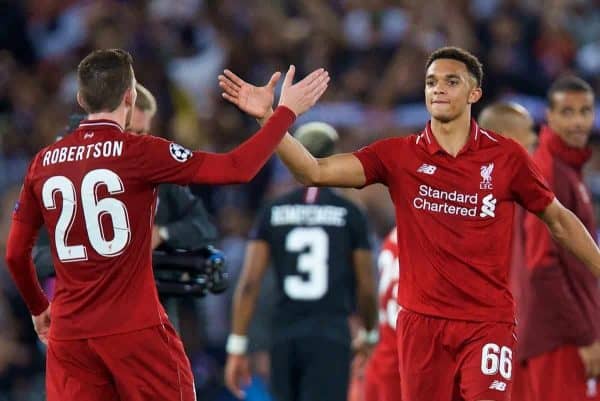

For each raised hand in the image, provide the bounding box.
[278,66,329,117]
[219,70,280,119]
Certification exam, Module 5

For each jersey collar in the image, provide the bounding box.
[78,119,124,132]
[418,119,481,156]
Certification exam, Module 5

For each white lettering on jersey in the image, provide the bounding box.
[412,185,497,219]
[271,205,347,226]
[42,141,124,166]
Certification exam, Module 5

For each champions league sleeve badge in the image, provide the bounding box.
[169,142,193,163]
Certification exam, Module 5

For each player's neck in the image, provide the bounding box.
[86,109,127,130]
[430,110,472,157]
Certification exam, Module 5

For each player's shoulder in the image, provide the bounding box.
[29,145,52,174]
[363,134,414,152]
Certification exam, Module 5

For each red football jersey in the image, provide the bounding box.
[354,120,554,323]
[369,228,400,375]
[12,109,294,340]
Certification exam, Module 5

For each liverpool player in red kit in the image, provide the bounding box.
[520,76,600,401]
[364,228,401,401]
[4,49,328,401]
[218,46,600,401]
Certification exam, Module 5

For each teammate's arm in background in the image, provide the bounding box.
[538,199,600,278]
[511,143,600,278]
[224,240,271,399]
[352,248,378,352]
[348,205,378,353]
[218,70,368,188]
[538,198,600,377]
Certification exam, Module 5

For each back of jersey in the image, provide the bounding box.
[16,120,203,340]
[250,187,371,344]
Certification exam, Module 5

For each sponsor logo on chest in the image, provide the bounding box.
[412,162,497,219]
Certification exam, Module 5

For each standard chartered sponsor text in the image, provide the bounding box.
[413,184,479,217]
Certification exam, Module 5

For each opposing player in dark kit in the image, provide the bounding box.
[225,121,378,401]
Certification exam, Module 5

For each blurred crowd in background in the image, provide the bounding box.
[1,0,600,399]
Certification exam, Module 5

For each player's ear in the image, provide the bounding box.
[468,87,482,104]
[124,86,135,108]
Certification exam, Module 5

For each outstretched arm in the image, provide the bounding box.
[143,67,330,186]
[219,70,367,188]
[538,198,600,277]
[275,131,367,187]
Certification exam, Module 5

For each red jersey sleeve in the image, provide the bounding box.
[5,156,48,315]
[352,139,389,186]
[136,106,295,185]
[510,144,555,214]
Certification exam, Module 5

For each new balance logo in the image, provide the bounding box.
[489,380,507,392]
[417,164,437,175]
[480,194,497,218]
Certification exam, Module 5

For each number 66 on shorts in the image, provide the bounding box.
[481,343,513,380]
[397,310,516,401]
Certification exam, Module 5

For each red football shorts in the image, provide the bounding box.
[397,309,515,401]
[364,357,401,401]
[46,322,195,401]
[527,345,600,401]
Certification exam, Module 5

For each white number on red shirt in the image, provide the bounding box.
[42,169,131,261]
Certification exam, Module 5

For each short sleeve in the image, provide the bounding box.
[136,135,208,185]
[248,205,272,242]
[510,144,555,214]
[348,205,371,250]
[13,159,44,227]
[352,139,389,186]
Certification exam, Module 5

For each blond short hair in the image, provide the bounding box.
[478,102,530,133]
[135,83,157,117]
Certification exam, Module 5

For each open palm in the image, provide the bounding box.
[218,70,279,119]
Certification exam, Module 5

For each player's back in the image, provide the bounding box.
[253,187,370,345]
[27,120,165,340]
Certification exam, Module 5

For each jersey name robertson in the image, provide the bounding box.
[42,140,124,166]
[271,204,347,226]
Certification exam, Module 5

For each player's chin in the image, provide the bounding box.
[429,110,456,123]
